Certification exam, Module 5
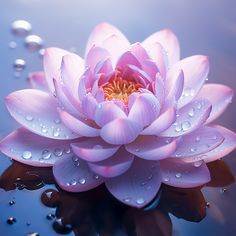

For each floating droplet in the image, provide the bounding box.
[182,121,191,131]
[54,148,63,157]
[8,41,17,49]
[136,197,145,205]
[41,150,51,160]
[25,115,34,121]
[14,59,26,71]
[9,200,15,206]
[22,151,32,160]
[25,35,43,51]
[11,20,32,36]
[79,178,86,185]
[175,173,182,178]
[7,217,17,225]
[46,213,55,220]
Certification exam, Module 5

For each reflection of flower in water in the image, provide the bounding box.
[0,161,234,235]
[0,22,236,208]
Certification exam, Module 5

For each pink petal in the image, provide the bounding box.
[141,108,176,135]
[142,42,167,78]
[195,125,236,163]
[0,128,75,167]
[94,58,113,74]
[5,89,79,139]
[160,99,212,137]
[43,47,70,92]
[177,55,209,108]
[85,46,110,72]
[53,155,104,192]
[28,72,48,92]
[152,73,165,105]
[105,158,162,208]
[61,54,84,99]
[171,126,224,159]
[130,43,149,63]
[94,101,127,127]
[100,118,142,145]
[81,93,98,120]
[116,51,142,70]
[88,147,134,178]
[85,22,130,57]
[142,28,180,66]
[71,137,120,162]
[195,84,234,123]
[128,93,161,127]
[59,110,100,137]
[160,158,211,188]
[125,136,177,160]
[141,60,159,80]
[78,71,88,101]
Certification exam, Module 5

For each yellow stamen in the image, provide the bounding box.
[103,71,142,104]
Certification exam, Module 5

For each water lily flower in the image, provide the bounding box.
[1,22,236,208]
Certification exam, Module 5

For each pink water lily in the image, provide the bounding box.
[1,22,236,208]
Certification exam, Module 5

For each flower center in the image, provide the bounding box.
[103,71,142,104]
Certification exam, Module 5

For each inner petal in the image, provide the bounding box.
[102,70,143,104]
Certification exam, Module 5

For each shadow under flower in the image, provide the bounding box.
[0,159,234,236]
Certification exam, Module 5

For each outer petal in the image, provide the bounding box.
[85,22,130,56]
[195,84,234,123]
[28,72,48,92]
[195,125,236,163]
[100,118,142,145]
[125,135,177,160]
[53,155,104,192]
[94,101,127,127]
[160,99,212,137]
[61,54,84,99]
[59,110,100,137]
[142,29,180,66]
[141,107,176,135]
[128,93,161,127]
[160,159,211,188]
[171,126,224,159]
[105,158,162,208]
[43,47,70,92]
[71,137,120,162]
[88,147,134,178]
[5,89,79,140]
[177,55,209,108]
[0,128,75,167]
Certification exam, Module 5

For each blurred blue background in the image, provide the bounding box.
[0,0,236,235]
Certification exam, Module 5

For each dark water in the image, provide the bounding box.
[0,0,236,235]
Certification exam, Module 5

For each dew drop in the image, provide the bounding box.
[188,108,195,117]
[79,178,86,185]
[206,202,210,208]
[9,200,15,206]
[25,115,34,122]
[136,197,145,205]
[123,197,131,203]
[6,217,17,225]
[197,102,202,109]
[70,179,77,186]
[175,173,182,178]
[46,213,55,220]
[41,127,48,133]
[53,130,60,137]
[11,20,32,36]
[220,188,227,193]
[175,124,182,132]
[195,136,200,142]
[54,148,63,157]
[41,150,51,160]
[190,148,196,152]
[22,151,32,160]
[54,118,61,124]
[25,35,43,51]
[94,175,99,180]
[163,177,170,182]
[193,160,203,167]
[64,147,71,154]
[8,41,17,49]
[14,59,26,71]
[135,148,140,152]
[38,48,45,57]
[182,121,191,131]
[53,218,73,234]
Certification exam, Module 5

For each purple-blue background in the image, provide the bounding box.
[0,0,236,235]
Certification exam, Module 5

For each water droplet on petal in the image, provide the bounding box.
[206,202,210,208]
[123,197,131,203]
[197,102,202,109]
[188,108,195,117]
[64,147,71,154]
[193,160,203,167]
[79,178,86,185]
[54,118,61,124]
[190,148,196,152]
[25,35,43,51]
[22,151,32,160]
[182,121,191,131]
[70,179,77,186]
[41,150,51,160]
[54,148,63,157]
[135,148,140,152]
[41,126,48,133]
[94,175,99,180]
[175,124,182,132]
[195,136,200,142]
[53,130,60,137]
[14,59,26,71]
[11,20,32,36]
[136,197,145,205]
[25,115,34,121]
[175,173,182,178]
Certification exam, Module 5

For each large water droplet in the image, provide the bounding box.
[41,150,52,160]
[136,197,145,205]
[25,35,43,51]
[7,217,17,225]
[22,151,32,159]
[14,59,26,71]
[64,147,71,154]
[182,121,191,131]
[11,20,32,36]
[41,189,59,207]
